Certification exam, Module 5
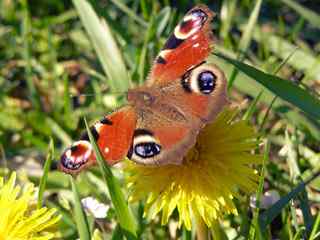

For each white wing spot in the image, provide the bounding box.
[104,147,109,154]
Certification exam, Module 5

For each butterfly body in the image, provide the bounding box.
[59,5,229,174]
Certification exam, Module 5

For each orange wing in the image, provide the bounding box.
[59,106,137,174]
[146,5,215,86]
[127,109,199,166]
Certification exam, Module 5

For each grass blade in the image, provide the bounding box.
[84,118,138,239]
[259,169,320,229]
[298,180,313,235]
[73,0,130,92]
[210,221,228,240]
[237,0,262,52]
[138,13,155,84]
[110,0,148,27]
[46,117,72,146]
[252,30,320,80]
[21,0,41,110]
[243,90,263,121]
[227,0,262,89]
[309,213,320,240]
[37,138,54,208]
[111,224,124,240]
[70,176,91,240]
[249,140,269,240]
[219,0,237,40]
[280,0,320,28]
[259,47,298,131]
[182,226,192,240]
[215,53,320,121]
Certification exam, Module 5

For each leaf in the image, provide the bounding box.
[249,141,269,240]
[84,118,138,239]
[227,0,262,89]
[219,0,237,40]
[243,90,263,121]
[309,213,320,240]
[21,0,41,110]
[111,224,124,240]
[70,176,91,240]
[259,169,320,228]
[46,117,72,146]
[156,6,171,37]
[280,0,320,28]
[210,52,320,141]
[238,0,262,52]
[252,29,320,80]
[215,53,320,121]
[72,0,130,92]
[110,0,147,27]
[37,138,54,208]
[298,184,313,235]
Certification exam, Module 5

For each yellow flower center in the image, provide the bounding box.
[125,108,263,230]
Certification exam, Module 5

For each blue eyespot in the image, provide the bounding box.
[190,9,207,22]
[134,142,161,158]
[197,71,216,94]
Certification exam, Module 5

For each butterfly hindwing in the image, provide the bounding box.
[59,106,137,174]
[127,108,199,165]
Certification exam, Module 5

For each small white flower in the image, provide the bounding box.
[81,197,109,219]
[250,190,280,209]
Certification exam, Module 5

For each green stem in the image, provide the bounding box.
[194,211,209,240]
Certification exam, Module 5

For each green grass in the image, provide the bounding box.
[0,0,320,239]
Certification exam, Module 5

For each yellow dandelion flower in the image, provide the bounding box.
[125,108,263,230]
[0,172,61,240]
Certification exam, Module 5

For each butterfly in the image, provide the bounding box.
[59,4,229,174]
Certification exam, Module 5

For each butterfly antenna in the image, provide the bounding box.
[69,91,127,98]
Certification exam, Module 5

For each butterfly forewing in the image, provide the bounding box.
[147,5,215,86]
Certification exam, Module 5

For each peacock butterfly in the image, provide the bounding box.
[59,5,229,174]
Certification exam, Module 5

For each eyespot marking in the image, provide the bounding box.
[60,140,92,171]
[190,8,208,22]
[163,34,184,50]
[181,70,192,93]
[100,117,113,125]
[128,129,162,162]
[70,145,78,152]
[156,55,167,64]
[80,126,99,141]
[180,61,206,93]
[197,71,216,94]
[174,8,208,40]
[134,129,154,137]
[127,145,133,159]
[134,142,161,159]
[104,147,109,154]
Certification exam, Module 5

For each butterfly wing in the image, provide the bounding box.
[146,5,215,86]
[125,5,228,166]
[127,107,199,165]
[60,4,228,170]
[127,63,228,166]
[59,106,137,174]
[158,63,229,123]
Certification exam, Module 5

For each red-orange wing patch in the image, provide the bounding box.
[128,115,199,166]
[147,5,215,86]
[97,106,137,164]
[59,106,137,174]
